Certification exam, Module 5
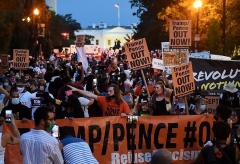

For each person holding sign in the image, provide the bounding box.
[67,84,131,117]
[148,81,173,116]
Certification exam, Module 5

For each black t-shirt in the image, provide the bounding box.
[0,103,32,120]
[219,91,239,108]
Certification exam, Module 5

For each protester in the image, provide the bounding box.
[151,149,172,164]
[60,127,99,164]
[214,105,232,122]
[0,89,31,121]
[133,85,150,116]
[229,108,240,150]
[149,82,172,116]
[26,79,38,94]
[189,97,207,115]
[67,84,131,116]
[0,116,20,163]
[194,122,238,164]
[57,95,84,119]
[219,82,239,108]
[20,106,63,164]
[16,82,33,109]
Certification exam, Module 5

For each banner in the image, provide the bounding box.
[3,116,213,164]
[189,52,210,59]
[1,54,9,69]
[13,49,29,70]
[205,96,219,114]
[152,58,164,70]
[190,58,240,90]
[169,20,192,49]
[76,47,89,72]
[163,51,189,66]
[124,38,151,70]
[171,62,195,97]
[76,35,85,47]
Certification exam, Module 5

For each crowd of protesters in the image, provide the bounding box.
[0,47,239,163]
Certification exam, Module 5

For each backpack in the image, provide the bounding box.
[201,145,234,164]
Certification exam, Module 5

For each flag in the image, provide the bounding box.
[76,47,89,72]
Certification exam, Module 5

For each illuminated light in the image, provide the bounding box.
[34,8,39,15]
[193,0,202,9]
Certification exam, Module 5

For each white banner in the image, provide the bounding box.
[152,58,164,70]
[189,51,210,59]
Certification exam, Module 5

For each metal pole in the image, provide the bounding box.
[222,0,226,55]
[118,7,120,26]
[195,9,199,53]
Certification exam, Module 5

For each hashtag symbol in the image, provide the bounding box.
[184,121,197,148]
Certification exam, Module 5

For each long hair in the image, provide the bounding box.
[67,95,84,117]
[106,84,122,106]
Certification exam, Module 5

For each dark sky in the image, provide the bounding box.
[57,0,140,28]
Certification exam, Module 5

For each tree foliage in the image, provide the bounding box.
[129,0,174,50]
[131,0,240,55]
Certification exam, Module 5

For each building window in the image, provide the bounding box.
[96,40,99,45]
[108,40,111,46]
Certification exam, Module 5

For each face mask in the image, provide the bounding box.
[200,105,206,111]
[11,98,20,105]
[168,80,173,84]
[108,95,115,100]
[3,82,9,87]
[46,122,55,133]
[142,89,147,94]
[17,87,24,93]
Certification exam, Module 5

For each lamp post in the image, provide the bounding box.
[115,4,120,26]
[33,8,39,59]
[222,0,226,55]
[193,0,202,52]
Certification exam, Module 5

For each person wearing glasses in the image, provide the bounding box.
[229,108,240,150]
[20,107,63,164]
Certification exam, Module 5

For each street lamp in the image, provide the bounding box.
[193,0,202,52]
[33,8,39,16]
[115,4,120,26]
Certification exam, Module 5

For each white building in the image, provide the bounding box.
[75,22,135,50]
[46,0,57,14]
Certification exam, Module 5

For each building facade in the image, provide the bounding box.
[75,22,135,50]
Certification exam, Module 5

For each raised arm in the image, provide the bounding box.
[2,116,20,147]
[68,85,98,100]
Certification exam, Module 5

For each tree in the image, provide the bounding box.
[129,0,174,50]
[0,0,25,54]
[204,19,222,54]
[49,13,81,48]
[85,35,94,45]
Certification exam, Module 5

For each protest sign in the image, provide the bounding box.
[161,42,188,52]
[124,38,151,70]
[152,58,164,70]
[4,115,213,164]
[76,35,85,47]
[13,49,29,69]
[190,58,240,90]
[163,51,189,66]
[1,54,9,69]
[169,20,192,49]
[205,96,219,114]
[189,52,210,59]
[171,62,195,97]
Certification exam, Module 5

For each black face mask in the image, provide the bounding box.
[26,87,31,92]
[107,95,115,100]
[213,115,218,121]
[142,89,147,94]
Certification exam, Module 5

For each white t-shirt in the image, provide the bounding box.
[19,91,34,109]
[40,68,46,74]
[78,97,90,118]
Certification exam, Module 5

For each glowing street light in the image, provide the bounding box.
[33,8,39,15]
[193,0,202,9]
[193,0,202,52]
[114,4,120,26]
[27,17,31,22]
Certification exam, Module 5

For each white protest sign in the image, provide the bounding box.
[169,20,192,49]
[211,54,231,60]
[161,42,188,52]
[124,38,151,70]
[189,51,210,59]
[13,49,29,70]
[76,35,85,47]
[152,58,164,70]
